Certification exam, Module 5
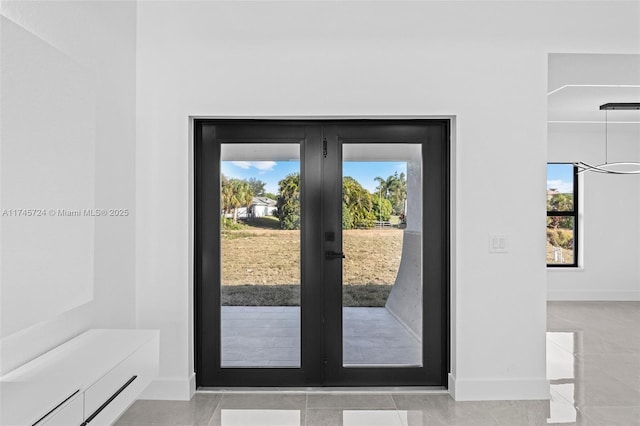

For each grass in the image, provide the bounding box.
[222,285,300,306]
[343,229,403,285]
[546,227,574,264]
[546,241,574,265]
[343,284,392,307]
[221,284,392,307]
[221,228,403,306]
[221,229,301,285]
[246,216,281,230]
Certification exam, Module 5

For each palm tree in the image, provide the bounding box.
[242,182,254,220]
[221,178,254,222]
[233,180,253,221]
[393,172,407,215]
[220,174,234,217]
[375,172,407,215]
[277,173,300,229]
[374,175,396,199]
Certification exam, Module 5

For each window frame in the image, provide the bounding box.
[547,163,579,268]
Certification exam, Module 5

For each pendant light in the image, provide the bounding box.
[574,103,640,175]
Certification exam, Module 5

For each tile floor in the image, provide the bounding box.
[221,306,421,367]
[115,301,640,426]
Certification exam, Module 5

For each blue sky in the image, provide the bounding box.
[547,164,574,193]
[221,161,407,194]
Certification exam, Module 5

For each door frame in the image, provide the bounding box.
[194,118,450,388]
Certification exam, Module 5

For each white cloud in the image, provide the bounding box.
[547,179,573,193]
[231,161,276,171]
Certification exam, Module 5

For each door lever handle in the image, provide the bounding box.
[325,250,346,260]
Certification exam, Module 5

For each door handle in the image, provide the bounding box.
[325,250,346,260]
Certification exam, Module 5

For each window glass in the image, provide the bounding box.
[547,164,578,267]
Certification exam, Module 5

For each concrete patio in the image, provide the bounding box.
[221,306,421,367]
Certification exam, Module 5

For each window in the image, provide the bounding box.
[547,163,578,267]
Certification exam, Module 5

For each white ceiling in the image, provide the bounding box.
[548,54,640,124]
[548,85,640,123]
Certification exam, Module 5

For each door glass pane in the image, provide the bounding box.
[220,143,301,368]
[342,143,422,367]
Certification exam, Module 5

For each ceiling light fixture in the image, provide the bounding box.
[574,103,640,175]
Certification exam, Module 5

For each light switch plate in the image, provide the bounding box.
[489,234,508,253]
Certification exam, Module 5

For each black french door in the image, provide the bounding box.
[195,120,449,387]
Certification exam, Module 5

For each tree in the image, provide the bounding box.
[547,193,573,212]
[277,173,300,230]
[263,192,278,201]
[375,172,407,215]
[343,176,375,228]
[374,175,395,199]
[247,178,267,197]
[220,176,254,222]
[547,193,574,229]
[239,180,254,219]
[342,201,354,229]
[220,174,233,217]
[371,193,392,222]
[392,172,407,215]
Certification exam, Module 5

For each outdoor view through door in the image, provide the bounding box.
[342,144,422,367]
[220,143,302,368]
[195,120,448,387]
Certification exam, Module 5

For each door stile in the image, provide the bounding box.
[319,126,344,384]
[300,125,324,384]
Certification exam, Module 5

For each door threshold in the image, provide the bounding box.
[197,386,448,394]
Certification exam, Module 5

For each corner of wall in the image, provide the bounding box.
[139,373,196,401]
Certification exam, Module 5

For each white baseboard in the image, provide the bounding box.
[139,373,196,401]
[547,290,640,301]
[448,373,549,401]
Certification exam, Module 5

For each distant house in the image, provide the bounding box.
[231,197,278,219]
[223,197,278,220]
[547,189,560,200]
[250,197,278,218]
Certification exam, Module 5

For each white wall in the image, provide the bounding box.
[0,1,137,374]
[135,1,640,400]
[548,123,640,300]
[1,15,96,338]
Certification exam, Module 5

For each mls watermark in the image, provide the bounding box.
[2,208,130,217]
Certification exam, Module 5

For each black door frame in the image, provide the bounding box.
[194,119,450,388]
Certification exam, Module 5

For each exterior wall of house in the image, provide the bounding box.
[252,205,277,218]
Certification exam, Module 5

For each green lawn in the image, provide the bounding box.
[221,284,392,307]
[245,216,281,230]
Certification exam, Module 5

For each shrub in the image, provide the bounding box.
[342,202,354,229]
[221,217,243,230]
[371,194,393,222]
[547,227,573,250]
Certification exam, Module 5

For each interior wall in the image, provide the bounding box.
[548,123,640,300]
[0,1,137,374]
[1,15,96,338]
[135,1,640,400]
[136,1,640,399]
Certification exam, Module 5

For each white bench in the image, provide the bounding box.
[0,329,159,426]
